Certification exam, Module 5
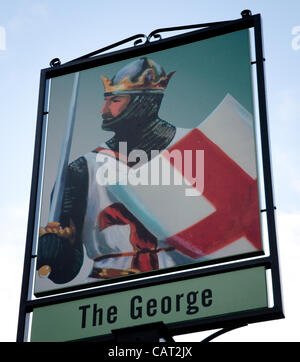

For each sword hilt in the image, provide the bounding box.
[38,221,76,279]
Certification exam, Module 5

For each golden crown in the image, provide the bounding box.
[101,58,175,94]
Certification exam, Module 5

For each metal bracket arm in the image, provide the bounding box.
[49,9,253,68]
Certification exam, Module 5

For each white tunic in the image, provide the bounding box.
[81,127,193,276]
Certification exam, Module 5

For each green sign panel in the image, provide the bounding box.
[31,267,268,342]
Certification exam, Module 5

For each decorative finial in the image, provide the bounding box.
[49,58,61,67]
[241,9,252,18]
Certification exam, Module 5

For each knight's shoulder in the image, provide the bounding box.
[69,146,108,171]
[168,127,191,146]
[68,156,88,174]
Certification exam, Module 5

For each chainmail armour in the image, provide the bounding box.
[103,93,176,161]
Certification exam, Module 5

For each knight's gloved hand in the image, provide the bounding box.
[36,233,83,284]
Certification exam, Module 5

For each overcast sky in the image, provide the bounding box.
[0,0,300,342]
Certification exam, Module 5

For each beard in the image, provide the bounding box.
[101,111,115,130]
[102,112,113,121]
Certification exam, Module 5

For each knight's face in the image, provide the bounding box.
[101,95,131,121]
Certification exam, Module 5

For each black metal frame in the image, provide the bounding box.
[17,11,284,342]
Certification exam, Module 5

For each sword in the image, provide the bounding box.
[48,72,80,222]
[38,72,80,279]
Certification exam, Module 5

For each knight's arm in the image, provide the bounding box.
[37,156,89,284]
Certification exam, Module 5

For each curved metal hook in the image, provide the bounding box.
[147,33,162,43]
[133,35,148,46]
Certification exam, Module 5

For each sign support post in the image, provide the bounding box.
[253,14,284,314]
